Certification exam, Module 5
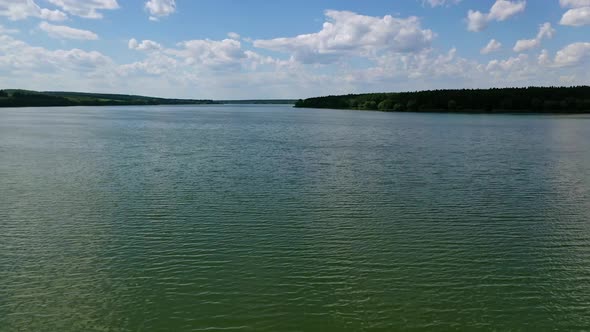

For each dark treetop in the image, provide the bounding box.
[294,86,590,113]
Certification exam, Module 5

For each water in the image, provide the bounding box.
[1,105,590,331]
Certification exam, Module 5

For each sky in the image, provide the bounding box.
[0,0,589,99]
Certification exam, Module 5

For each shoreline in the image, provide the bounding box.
[293,106,590,115]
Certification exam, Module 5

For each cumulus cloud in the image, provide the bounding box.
[467,10,489,32]
[40,8,66,21]
[538,49,551,65]
[0,3,588,100]
[560,0,590,7]
[145,0,175,20]
[513,22,555,52]
[128,38,162,51]
[118,53,178,76]
[467,0,526,32]
[171,39,249,69]
[422,0,461,7]
[486,54,532,80]
[554,42,590,66]
[122,36,282,76]
[513,39,539,52]
[46,0,118,19]
[481,39,502,54]
[0,24,19,34]
[488,0,527,20]
[0,34,111,73]
[0,0,67,21]
[537,22,556,39]
[559,0,590,26]
[227,32,240,40]
[0,35,117,93]
[39,21,98,40]
[253,10,434,64]
[560,7,590,26]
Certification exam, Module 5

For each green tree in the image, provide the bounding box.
[530,98,543,110]
[500,98,513,109]
[361,101,378,110]
[378,99,394,111]
[543,100,560,111]
[407,99,418,111]
[560,97,576,110]
[292,87,590,114]
[393,103,404,112]
[447,99,457,111]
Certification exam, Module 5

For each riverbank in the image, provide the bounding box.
[0,90,218,108]
[294,86,590,113]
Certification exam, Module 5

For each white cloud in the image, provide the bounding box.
[39,21,98,40]
[128,38,162,51]
[484,54,541,84]
[513,39,539,52]
[559,0,590,26]
[123,36,282,77]
[422,0,461,7]
[481,39,502,54]
[46,0,118,19]
[537,22,556,39]
[343,48,488,91]
[227,32,240,40]
[0,34,111,72]
[560,0,590,7]
[487,54,528,72]
[488,0,527,20]
[513,22,554,52]
[0,0,67,21]
[467,10,489,31]
[171,39,248,69]
[40,8,67,21]
[0,24,19,34]
[560,7,590,26]
[554,42,590,66]
[559,74,577,83]
[145,0,175,20]
[0,5,588,100]
[467,0,526,32]
[513,22,555,52]
[128,38,138,49]
[538,49,551,65]
[253,10,434,64]
[479,47,590,87]
[0,32,121,93]
[118,53,178,76]
[115,36,300,98]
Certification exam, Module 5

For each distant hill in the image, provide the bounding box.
[294,86,590,113]
[0,90,217,107]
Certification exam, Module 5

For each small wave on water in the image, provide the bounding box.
[1,105,590,331]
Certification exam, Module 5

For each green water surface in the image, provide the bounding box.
[1,105,590,331]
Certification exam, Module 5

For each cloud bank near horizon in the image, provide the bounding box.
[0,0,588,99]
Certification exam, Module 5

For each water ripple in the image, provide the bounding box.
[1,106,590,331]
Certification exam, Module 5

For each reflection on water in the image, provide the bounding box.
[1,106,590,331]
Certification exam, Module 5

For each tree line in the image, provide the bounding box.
[294,86,590,113]
[0,90,218,107]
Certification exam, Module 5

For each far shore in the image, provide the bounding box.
[294,86,590,114]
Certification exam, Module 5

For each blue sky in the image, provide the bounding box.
[0,0,589,99]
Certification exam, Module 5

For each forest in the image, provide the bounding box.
[294,86,590,113]
[0,90,217,107]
